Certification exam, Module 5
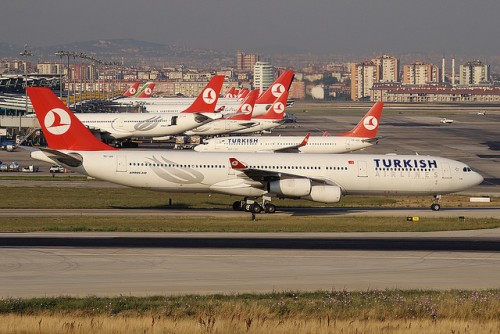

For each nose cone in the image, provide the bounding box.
[472,171,484,186]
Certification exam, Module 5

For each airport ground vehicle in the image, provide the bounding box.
[49,165,65,173]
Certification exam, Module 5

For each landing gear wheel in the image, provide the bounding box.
[431,203,441,211]
[250,203,262,214]
[244,204,252,212]
[232,201,243,211]
[264,203,276,214]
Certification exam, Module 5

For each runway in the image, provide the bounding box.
[1,230,500,297]
[0,207,498,218]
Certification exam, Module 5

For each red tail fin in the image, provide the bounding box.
[182,75,225,113]
[122,82,140,97]
[27,87,116,151]
[237,88,249,101]
[338,102,384,138]
[254,91,289,120]
[136,83,155,98]
[255,70,294,105]
[224,87,236,98]
[229,90,258,120]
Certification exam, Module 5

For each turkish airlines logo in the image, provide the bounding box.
[241,104,253,113]
[202,88,217,104]
[271,83,285,98]
[363,116,378,131]
[44,108,71,135]
[231,160,239,167]
[273,102,285,114]
[144,87,152,96]
[128,87,137,95]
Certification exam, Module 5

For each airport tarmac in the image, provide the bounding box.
[1,230,499,297]
[0,104,499,298]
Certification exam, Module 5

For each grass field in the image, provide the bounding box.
[0,186,496,210]
[1,290,498,333]
[1,186,498,232]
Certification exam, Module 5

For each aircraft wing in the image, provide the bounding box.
[273,133,310,153]
[229,157,333,185]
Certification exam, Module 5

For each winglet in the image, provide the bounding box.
[122,82,140,97]
[27,87,116,151]
[322,130,329,137]
[229,158,247,170]
[255,70,294,105]
[182,75,225,113]
[338,102,384,138]
[136,82,155,98]
[299,133,311,147]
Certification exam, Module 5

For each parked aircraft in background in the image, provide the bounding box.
[115,71,295,117]
[228,91,289,134]
[27,87,483,213]
[194,102,384,153]
[185,90,259,136]
[32,77,224,143]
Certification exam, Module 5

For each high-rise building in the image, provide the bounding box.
[253,62,274,92]
[460,61,490,85]
[351,61,377,100]
[402,62,440,85]
[372,55,399,82]
[237,51,260,72]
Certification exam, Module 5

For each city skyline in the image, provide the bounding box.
[1,0,499,57]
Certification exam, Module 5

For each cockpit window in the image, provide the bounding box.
[463,167,472,172]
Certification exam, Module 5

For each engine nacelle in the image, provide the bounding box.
[303,185,342,203]
[268,178,311,197]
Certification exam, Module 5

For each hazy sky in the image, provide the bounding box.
[2,0,499,56]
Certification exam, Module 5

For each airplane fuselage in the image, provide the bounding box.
[194,136,376,153]
[38,150,482,199]
[75,113,214,139]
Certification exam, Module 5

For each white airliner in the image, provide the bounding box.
[27,87,483,213]
[127,71,295,117]
[194,102,384,153]
[184,89,259,136]
[75,76,225,141]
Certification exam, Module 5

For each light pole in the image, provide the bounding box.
[54,51,64,99]
[19,46,32,134]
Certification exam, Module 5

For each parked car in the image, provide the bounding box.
[9,161,20,171]
[49,165,65,173]
[0,163,8,172]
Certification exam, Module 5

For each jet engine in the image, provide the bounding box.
[303,185,342,203]
[268,178,311,197]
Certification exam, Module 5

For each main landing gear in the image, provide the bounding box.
[431,194,442,211]
[232,196,276,214]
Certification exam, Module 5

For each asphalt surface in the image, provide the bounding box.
[1,231,500,297]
